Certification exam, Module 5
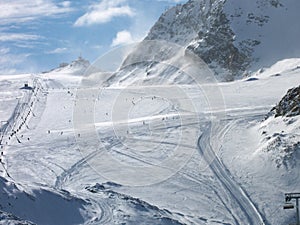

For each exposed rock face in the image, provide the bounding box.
[186,3,250,81]
[102,0,300,85]
[142,0,300,81]
[146,0,248,80]
[271,85,300,117]
[146,0,205,45]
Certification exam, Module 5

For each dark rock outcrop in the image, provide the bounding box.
[271,85,300,117]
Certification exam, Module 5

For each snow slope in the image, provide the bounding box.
[0,0,300,223]
[0,56,299,224]
[256,82,300,169]
[217,61,300,225]
[0,74,33,123]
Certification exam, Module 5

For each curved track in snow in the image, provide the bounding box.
[198,122,266,225]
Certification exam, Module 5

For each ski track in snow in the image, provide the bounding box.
[198,121,266,225]
[55,112,265,224]
[1,62,299,224]
[0,84,261,225]
[54,139,121,190]
[0,78,112,225]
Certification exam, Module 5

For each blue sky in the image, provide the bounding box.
[0,0,186,74]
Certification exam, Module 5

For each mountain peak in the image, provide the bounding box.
[143,0,300,81]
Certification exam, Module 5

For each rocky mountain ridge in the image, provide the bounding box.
[142,0,300,81]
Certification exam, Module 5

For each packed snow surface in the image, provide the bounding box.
[0,57,299,224]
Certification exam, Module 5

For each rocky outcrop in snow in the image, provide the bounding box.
[260,85,300,168]
[270,85,300,117]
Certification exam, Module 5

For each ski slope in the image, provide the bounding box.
[198,123,265,225]
[0,58,299,224]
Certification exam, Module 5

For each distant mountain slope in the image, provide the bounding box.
[46,56,90,76]
[111,0,300,83]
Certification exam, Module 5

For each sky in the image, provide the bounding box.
[0,0,186,74]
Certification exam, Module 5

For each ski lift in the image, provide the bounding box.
[283,193,300,224]
[283,202,294,209]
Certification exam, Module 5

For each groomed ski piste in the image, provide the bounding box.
[0,57,299,225]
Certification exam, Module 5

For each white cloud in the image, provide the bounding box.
[0,47,10,54]
[59,1,71,8]
[46,47,68,54]
[92,45,103,50]
[156,0,186,2]
[74,0,135,26]
[0,47,30,74]
[0,0,73,25]
[0,33,41,42]
[111,30,134,47]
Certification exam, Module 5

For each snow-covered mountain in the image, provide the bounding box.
[1,0,300,224]
[46,56,90,76]
[0,56,299,224]
[157,0,300,78]
[107,0,300,83]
